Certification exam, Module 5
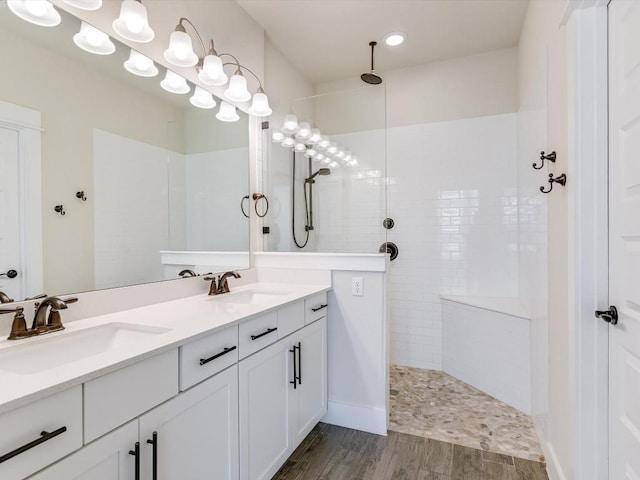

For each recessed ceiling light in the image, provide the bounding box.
[383,32,406,47]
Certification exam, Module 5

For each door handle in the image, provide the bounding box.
[129,442,140,480]
[146,431,158,480]
[0,270,18,279]
[595,305,618,325]
[290,344,298,389]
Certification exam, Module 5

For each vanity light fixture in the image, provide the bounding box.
[281,114,299,135]
[328,161,340,169]
[281,137,295,148]
[61,0,102,10]
[294,143,307,153]
[164,18,199,67]
[318,136,330,150]
[296,122,311,141]
[160,70,190,94]
[73,22,115,55]
[383,31,406,47]
[224,68,251,102]
[190,86,217,109]
[112,0,154,43]
[327,143,338,155]
[347,158,359,167]
[308,129,322,144]
[305,148,317,159]
[7,0,61,27]
[315,153,325,162]
[272,131,285,143]
[216,101,239,122]
[123,49,158,77]
[248,88,272,116]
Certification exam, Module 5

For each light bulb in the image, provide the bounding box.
[309,129,322,144]
[321,158,331,166]
[248,91,272,117]
[329,161,340,168]
[160,70,190,94]
[315,153,325,162]
[281,114,299,135]
[295,143,307,153]
[336,150,345,159]
[348,158,359,167]
[164,29,198,68]
[112,0,154,43]
[281,137,295,148]
[190,86,216,109]
[344,152,352,163]
[199,54,227,86]
[216,101,240,122]
[318,137,330,150]
[73,22,115,55]
[61,0,102,10]
[272,131,285,143]
[124,49,158,77]
[7,0,61,26]
[327,143,338,155]
[296,122,311,140]
[224,72,251,102]
[305,148,317,158]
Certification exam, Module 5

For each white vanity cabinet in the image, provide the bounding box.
[239,316,327,480]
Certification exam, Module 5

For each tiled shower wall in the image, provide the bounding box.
[386,113,519,368]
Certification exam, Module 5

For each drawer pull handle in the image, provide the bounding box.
[289,343,299,389]
[0,426,67,464]
[129,441,140,480]
[311,304,328,312]
[251,327,278,341]
[199,346,237,365]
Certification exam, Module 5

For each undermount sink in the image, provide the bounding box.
[215,289,290,305]
[0,323,170,375]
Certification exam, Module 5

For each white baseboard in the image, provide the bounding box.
[543,441,568,480]
[321,400,388,436]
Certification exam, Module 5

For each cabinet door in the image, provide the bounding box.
[290,317,328,447]
[239,339,293,480]
[28,421,138,480]
[139,365,239,480]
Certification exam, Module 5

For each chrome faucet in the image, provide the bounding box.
[203,271,241,296]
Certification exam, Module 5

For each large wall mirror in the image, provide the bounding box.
[0,5,250,303]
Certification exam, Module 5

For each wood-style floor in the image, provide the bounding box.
[273,423,549,480]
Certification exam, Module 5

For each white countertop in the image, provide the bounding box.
[0,282,330,414]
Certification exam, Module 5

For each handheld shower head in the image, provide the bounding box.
[306,168,331,183]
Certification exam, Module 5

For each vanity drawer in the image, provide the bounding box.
[305,292,328,324]
[239,311,278,359]
[84,349,178,443]
[0,385,82,480]
[180,325,238,390]
[277,300,305,338]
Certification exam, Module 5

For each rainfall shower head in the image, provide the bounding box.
[306,168,331,183]
[361,41,383,85]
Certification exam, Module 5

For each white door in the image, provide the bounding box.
[139,365,239,480]
[0,126,21,301]
[290,317,327,446]
[609,2,640,478]
[28,421,138,480]
[239,338,292,480]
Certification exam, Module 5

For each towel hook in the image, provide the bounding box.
[540,173,566,194]
[533,151,556,170]
[54,205,66,216]
[75,191,87,201]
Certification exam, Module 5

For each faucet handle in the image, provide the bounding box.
[1,306,28,340]
[61,297,78,306]
[203,276,218,296]
[0,291,15,304]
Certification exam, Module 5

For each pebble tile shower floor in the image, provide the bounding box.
[389,366,545,463]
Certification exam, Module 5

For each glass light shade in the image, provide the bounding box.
[318,137,330,150]
[112,0,154,43]
[216,101,239,122]
[348,158,359,167]
[294,143,307,153]
[305,148,317,158]
[321,157,331,166]
[224,73,251,102]
[343,152,352,163]
[281,114,299,135]
[160,70,190,94]
[198,54,228,86]
[329,161,340,169]
[164,30,198,68]
[314,153,325,162]
[336,150,345,159]
[281,137,295,148]
[327,143,338,155]
[190,86,216,109]
[61,0,102,10]
[248,92,272,117]
[124,49,158,77]
[73,22,115,55]
[296,122,311,140]
[272,131,285,143]
[309,129,322,144]
[7,0,61,27]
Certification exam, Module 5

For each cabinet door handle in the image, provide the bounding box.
[146,431,158,480]
[311,304,327,312]
[0,426,67,464]
[297,341,302,385]
[128,441,140,480]
[200,346,237,365]
[289,344,298,389]
[250,327,277,341]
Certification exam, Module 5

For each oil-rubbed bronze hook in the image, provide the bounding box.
[75,191,87,201]
[533,151,557,170]
[540,173,566,193]
[54,205,65,216]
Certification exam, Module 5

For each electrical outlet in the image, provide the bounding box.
[352,277,364,296]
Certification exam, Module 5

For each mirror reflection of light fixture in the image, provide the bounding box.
[164,18,199,68]
[112,0,154,43]
[281,114,299,135]
[281,137,295,148]
[160,70,190,94]
[296,122,311,141]
[124,49,158,77]
[61,0,102,10]
[216,101,239,122]
[272,131,285,143]
[309,129,322,144]
[190,86,217,109]
[7,0,61,27]
[73,22,115,55]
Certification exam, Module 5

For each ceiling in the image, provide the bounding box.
[236,0,530,85]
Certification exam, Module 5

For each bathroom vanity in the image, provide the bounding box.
[0,282,329,480]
